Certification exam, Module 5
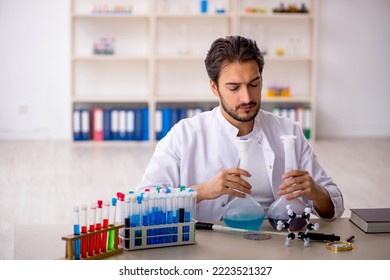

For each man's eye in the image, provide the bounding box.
[229,87,239,92]
[249,83,258,88]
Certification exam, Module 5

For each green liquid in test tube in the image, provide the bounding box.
[108,197,117,251]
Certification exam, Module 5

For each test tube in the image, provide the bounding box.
[134,195,143,246]
[128,193,138,246]
[178,187,186,224]
[88,203,96,257]
[166,188,174,243]
[188,188,197,221]
[159,190,168,244]
[108,197,117,251]
[101,200,110,252]
[147,191,156,245]
[116,192,125,247]
[172,189,179,242]
[80,204,88,258]
[141,191,150,244]
[94,200,103,255]
[182,187,191,241]
[124,195,131,249]
[116,192,124,223]
[73,206,81,260]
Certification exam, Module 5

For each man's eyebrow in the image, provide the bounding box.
[224,76,261,86]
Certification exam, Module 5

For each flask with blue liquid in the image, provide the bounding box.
[222,138,265,231]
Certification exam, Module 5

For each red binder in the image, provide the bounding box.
[92,108,104,141]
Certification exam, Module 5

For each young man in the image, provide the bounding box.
[136,35,344,222]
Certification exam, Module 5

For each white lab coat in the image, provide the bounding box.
[136,107,344,222]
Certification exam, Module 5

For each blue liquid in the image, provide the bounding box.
[200,0,208,14]
[224,214,264,231]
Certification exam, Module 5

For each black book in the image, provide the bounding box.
[349,208,390,233]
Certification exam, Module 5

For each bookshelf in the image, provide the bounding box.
[70,0,318,142]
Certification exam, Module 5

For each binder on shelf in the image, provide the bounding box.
[296,106,304,129]
[170,108,180,130]
[81,109,91,141]
[134,108,143,141]
[161,108,172,139]
[126,109,135,140]
[73,109,82,141]
[272,106,312,140]
[155,109,163,140]
[118,109,127,140]
[304,108,311,140]
[92,108,104,141]
[103,109,111,140]
[177,107,187,121]
[141,107,149,141]
[111,109,120,140]
[187,108,202,118]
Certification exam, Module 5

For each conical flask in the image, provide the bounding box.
[222,138,265,231]
[268,135,308,230]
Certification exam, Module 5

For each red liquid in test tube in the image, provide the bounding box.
[95,200,103,255]
[80,204,88,259]
[88,203,96,257]
[101,200,110,252]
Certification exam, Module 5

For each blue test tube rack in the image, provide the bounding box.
[119,219,196,251]
[120,187,197,250]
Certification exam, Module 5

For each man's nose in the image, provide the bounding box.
[239,87,251,103]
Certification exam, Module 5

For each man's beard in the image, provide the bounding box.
[219,91,260,122]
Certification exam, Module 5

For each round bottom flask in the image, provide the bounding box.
[267,195,308,231]
[223,195,265,231]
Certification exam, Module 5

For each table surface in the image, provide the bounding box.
[14,218,390,260]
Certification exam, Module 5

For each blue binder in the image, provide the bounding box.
[155,109,163,140]
[80,109,91,140]
[73,109,82,141]
[141,107,149,141]
[126,109,135,140]
[103,109,111,140]
[161,107,172,138]
[134,108,143,141]
[178,107,187,122]
[118,109,127,141]
[111,109,120,140]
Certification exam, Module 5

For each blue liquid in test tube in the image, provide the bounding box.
[73,206,81,260]
[134,195,143,246]
[148,192,157,245]
[200,0,208,14]
[166,188,174,243]
[159,190,167,244]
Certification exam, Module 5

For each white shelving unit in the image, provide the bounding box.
[70,0,318,142]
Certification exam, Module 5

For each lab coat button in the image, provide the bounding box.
[269,165,272,169]
[221,202,226,207]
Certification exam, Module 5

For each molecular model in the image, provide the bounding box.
[276,205,320,247]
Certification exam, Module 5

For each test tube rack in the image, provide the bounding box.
[61,223,124,260]
[119,220,196,250]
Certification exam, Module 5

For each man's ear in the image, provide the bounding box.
[210,80,219,97]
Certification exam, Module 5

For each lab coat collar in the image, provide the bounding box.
[215,106,239,137]
[215,106,264,140]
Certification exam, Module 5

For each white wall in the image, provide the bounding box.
[0,0,389,140]
[317,0,390,137]
[0,0,70,140]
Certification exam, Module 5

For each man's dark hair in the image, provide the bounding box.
[204,35,265,88]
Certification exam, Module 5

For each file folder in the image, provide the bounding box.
[92,108,104,141]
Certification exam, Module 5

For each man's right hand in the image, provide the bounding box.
[191,168,252,203]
